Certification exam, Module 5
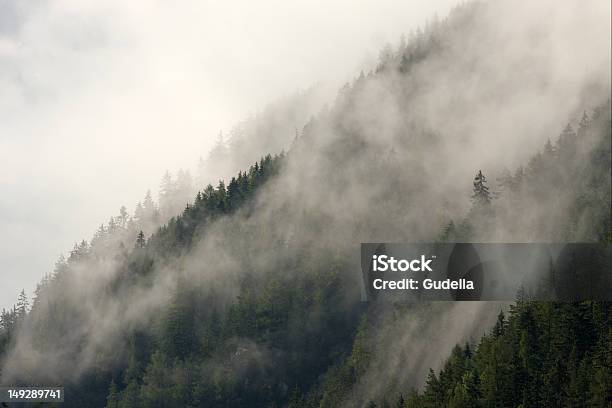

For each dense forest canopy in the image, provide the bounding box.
[0,1,610,407]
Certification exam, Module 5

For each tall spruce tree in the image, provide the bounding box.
[16,289,29,320]
[471,170,492,207]
[135,231,146,248]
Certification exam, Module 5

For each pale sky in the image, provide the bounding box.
[0,0,458,310]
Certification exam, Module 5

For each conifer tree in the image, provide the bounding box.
[493,310,506,338]
[134,202,144,222]
[16,289,29,319]
[216,181,227,212]
[577,111,590,135]
[118,205,129,228]
[135,231,146,248]
[142,190,157,221]
[423,369,444,407]
[471,170,492,207]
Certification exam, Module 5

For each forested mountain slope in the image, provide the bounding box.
[311,101,611,407]
[0,1,610,407]
[398,301,611,407]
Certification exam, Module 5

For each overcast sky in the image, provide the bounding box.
[0,0,458,310]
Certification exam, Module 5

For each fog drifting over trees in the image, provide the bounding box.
[0,0,459,310]
[0,0,610,407]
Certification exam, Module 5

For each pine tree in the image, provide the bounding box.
[119,205,129,228]
[560,123,576,141]
[557,123,577,158]
[108,217,117,233]
[577,111,590,135]
[16,289,29,319]
[423,369,444,407]
[493,310,506,338]
[543,137,555,158]
[227,176,240,210]
[142,190,157,221]
[134,202,144,222]
[471,170,492,207]
[216,181,227,212]
[135,231,146,248]
[0,308,15,333]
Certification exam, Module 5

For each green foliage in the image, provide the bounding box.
[147,154,284,255]
[0,4,609,404]
[404,301,611,408]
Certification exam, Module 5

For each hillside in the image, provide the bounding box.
[0,1,610,407]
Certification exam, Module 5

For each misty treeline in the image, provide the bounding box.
[388,301,611,407]
[0,0,610,407]
[308,101,610,408]
[440,106,611,243]
[59,84,330,247]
